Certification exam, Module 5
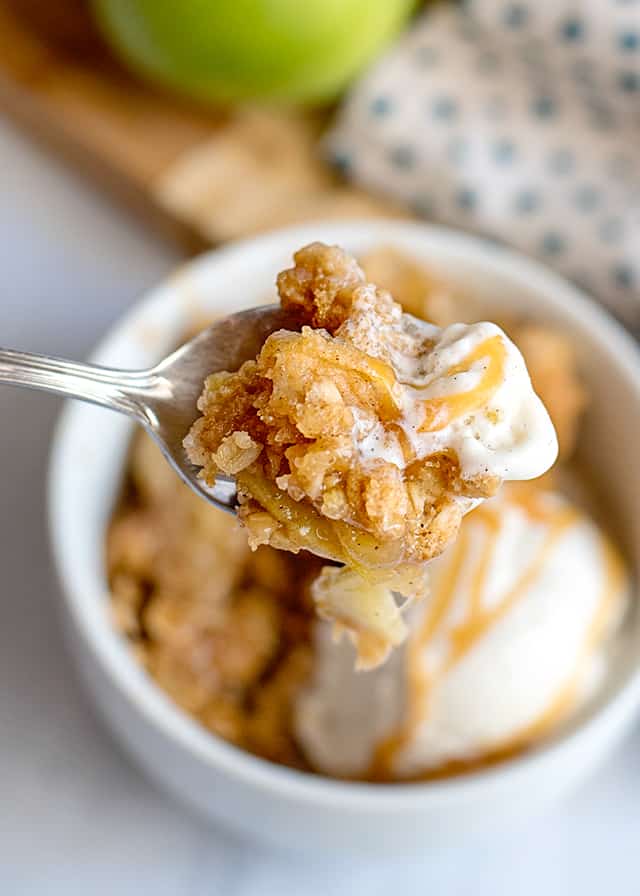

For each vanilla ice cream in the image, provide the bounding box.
[295,485,628,779]
[372,316,559,483]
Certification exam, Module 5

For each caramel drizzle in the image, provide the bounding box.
[371,490,624,781]
[388,422,417,466]
[446,504,579,666]
[372,528,470,776]
[489,532,625,756]
[419,334,507,433]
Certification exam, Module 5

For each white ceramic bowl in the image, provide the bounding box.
[48,221,640,853]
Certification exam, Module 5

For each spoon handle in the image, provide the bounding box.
[0,348,157,422]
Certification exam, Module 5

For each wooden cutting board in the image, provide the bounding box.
[0,2,403,252]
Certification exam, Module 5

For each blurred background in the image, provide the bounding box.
[0,1,638,893]
[0,0,409,250]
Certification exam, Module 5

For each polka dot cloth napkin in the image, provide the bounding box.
[327,0,640,327]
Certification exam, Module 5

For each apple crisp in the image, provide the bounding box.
[185,242,557,666]
[108,244,589,776]
[108,432,321,767]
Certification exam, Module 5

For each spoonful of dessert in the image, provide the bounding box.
[0,242,558,667]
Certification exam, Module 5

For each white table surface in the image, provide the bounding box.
[0,119,639,896]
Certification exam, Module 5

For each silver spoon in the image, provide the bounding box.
[0,306,296,513]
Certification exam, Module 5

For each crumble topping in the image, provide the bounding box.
[185,242,557,666]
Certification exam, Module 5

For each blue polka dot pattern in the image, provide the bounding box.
[532,96,556,118]
[369,96,392,118]
[431,96,458,120]
[618,31,639,51]
[492,138,516,162]
[504,4,529,27]
[618,71,640,90]
[613,264,634,288]
[514,190,541,213]
[456,187,478,211]
[574,185,600,211]
[560,18,585,42]
[541,232,567,255]
[388,145,415,170]
[326,0,640,325]
[330,150,352,177]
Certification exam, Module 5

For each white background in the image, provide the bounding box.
[0,119,639,895]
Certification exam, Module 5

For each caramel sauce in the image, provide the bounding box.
[486,532,625,757]
[446,505,579,665]
[419,335,507,433]
[371,528,470,776]
[370,489,625,782]
[388,422,417,466]
[467,504,501,615]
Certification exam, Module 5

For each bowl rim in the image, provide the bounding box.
[48,219,640,813]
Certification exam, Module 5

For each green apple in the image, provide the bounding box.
[92,0,416,103]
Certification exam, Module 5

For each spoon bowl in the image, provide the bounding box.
[0,305,297,512]
[141,304,297,509]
